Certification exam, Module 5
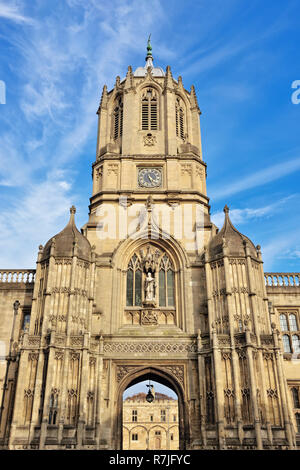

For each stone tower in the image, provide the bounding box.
[0,39,298,450]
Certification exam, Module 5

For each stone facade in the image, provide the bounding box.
[122,392,179,450]
[0,42,299,450]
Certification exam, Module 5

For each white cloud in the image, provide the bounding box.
[211,196,296,229]
[211,157,300,200]
[0,172,75,267]
[0,0,169,267]
[0,1,34,24]
[262,234,300,271]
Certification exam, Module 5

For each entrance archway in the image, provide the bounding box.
[115,366,189,450]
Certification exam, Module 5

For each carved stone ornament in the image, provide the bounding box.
[267,388,278,398]
[28,336,40,346]
[28,352,39,361]
[163,365,184,385]
[55,350,64,360]
[141,309,158,325]
[143,133,157,146]
[117,365,140,382]
[70,352,80,361]
[89,357,96,366]
[104,341,197,354]
[116,364,184,386]
[71,336,83,346]
[224,388,235,398]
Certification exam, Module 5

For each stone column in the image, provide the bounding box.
[244,242,261,341]
[77,333,89,448]
[223,253,243,443]
[28,246,43,336]
[28,348,46,444]
[95,336,104,447]
[163,66,177,156]
[204,251,214,338]
[256,246,272,334]
[197,330,207,447]
[258,350,273,447]
[212,326,226,449]
[272,325,295,449]
[8,346,29,447]
[57,349,69,444]
[39,335,57,449]
[245,328,263,449]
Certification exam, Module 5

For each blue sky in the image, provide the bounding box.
[0,0,300,274]
[123,380,177,400]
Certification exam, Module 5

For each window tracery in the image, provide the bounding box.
[141,88,158,130]
[126,248,175,309]
[279,310,300,355]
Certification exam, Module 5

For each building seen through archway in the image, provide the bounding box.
[122,380,179,450]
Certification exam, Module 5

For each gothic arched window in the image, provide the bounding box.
[282,334,291,353]
[126,254,142,306]
[296,413,300,433]
[48,393,58,425]
[113,96,123,140]
[126,248,176,309]
[280,314,288,331]
[289,314,298,331]
[141,88,158,130]
[158,254,175,307]
[291,387,300,408]
[292,334,300,353]
[175,97,185,140]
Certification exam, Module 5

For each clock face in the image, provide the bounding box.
[138,168,162,188]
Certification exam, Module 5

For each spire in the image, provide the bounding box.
[41,205,91,262]
[207,203,257,258]
[145,34,154,69]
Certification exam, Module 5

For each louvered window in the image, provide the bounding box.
[176,97,185,140]
[141,88,158,130]
[113,97,123,140]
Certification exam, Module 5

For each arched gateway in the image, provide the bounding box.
[0,39,299,450]
[115,367,189,450]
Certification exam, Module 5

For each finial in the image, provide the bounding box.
[147,34,152,56]
[99,84,108,109]
[70,206,76,215]
[223,204,229,214]
[145,34,154,66]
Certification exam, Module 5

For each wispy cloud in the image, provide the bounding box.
[0,172,74,267]
[0,0,168,267]
[262,232,300,271]
[211,195,296,228]
[211,156,300,200]
[0,1,35,24]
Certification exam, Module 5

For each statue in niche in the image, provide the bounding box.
[145,271,155,301]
